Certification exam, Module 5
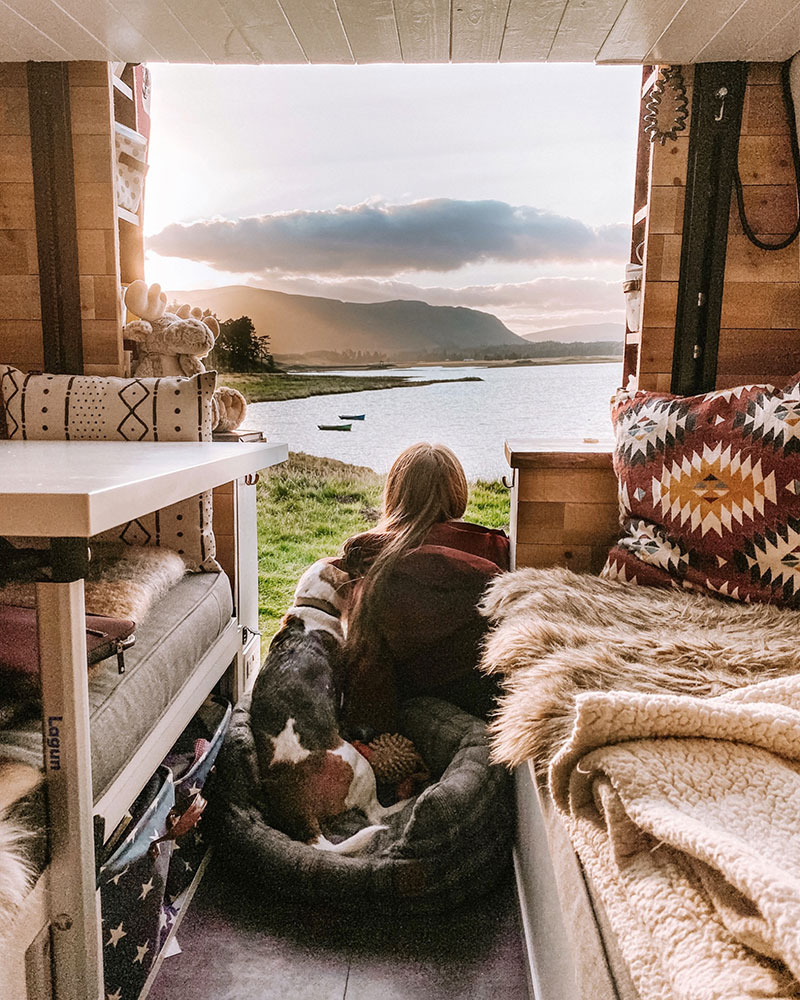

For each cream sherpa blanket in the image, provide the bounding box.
[479,568,800,999]
[550,677,800,999]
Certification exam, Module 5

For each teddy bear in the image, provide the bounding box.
[124,280,247,432]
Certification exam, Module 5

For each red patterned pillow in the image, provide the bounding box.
[603,372,800,606]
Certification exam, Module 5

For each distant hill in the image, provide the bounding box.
[172,285,529,360]
[522,322,624,343]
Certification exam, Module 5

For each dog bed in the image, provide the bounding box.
[208,695,513,913]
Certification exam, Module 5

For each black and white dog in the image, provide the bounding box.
[250,558,406,854]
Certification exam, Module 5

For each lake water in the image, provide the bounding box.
[246,362,622,481]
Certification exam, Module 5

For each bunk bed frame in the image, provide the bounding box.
[0,439,288,1000]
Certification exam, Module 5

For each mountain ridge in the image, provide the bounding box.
[171,284,529,359]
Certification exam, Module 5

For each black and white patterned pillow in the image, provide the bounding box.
[0,366,219,572]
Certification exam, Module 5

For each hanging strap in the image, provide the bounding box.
[733,58,800,251]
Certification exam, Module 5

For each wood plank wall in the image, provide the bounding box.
[68,62,123,376]
[511,451,620,574]
[0,63,42,372]
[717,62,800,388]
[637,62,800,392]
[0,61,123,376]
[636,66,693,393]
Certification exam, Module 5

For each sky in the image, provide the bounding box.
[144,62,642,337]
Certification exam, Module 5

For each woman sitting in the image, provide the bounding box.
[338,442,509,733]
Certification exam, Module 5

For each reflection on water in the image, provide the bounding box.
[245,363,622,481]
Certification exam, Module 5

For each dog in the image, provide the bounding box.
[0,759,39,935]
[250,557,407,854]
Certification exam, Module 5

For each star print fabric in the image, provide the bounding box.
[604,371,800,606]
[99,768,175,1000]
[163,698,231,902]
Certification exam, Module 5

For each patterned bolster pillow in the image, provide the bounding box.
[0,365,219,572]
[604,371,800,607]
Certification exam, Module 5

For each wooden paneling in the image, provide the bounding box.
[547,0,628,63]
[634,62,800,395]
[716,328,800,388]
[743,2,800,62]
[337,0,402,62]
[451,0,511,63]
[1,0,799,63]
[646,0,745,65]
[274,0,353,63]
[394,0,450,62]
[499,0,566,62]
[508,446,619,575]
[68,63,123,373]
[0,63,41,372]
[596,0,685,64]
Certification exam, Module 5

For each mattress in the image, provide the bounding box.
[0,570,233,800]
[515,761,640,1000]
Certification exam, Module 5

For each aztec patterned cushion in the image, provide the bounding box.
[603,372,800,606]
[0,365,219,571]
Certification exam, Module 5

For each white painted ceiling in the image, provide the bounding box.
[4,0,800,65]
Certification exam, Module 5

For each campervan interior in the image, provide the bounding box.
[2,2,800,999]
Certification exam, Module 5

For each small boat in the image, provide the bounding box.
[318,423,352,431]
[338,414,365,420]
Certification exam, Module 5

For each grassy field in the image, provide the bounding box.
[255,452,510,641]
[220,372,482,403]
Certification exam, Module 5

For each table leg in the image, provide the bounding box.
[36,580,103,1000]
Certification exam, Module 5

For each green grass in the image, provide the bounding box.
[256,452,510,641]
[219,372,482,402]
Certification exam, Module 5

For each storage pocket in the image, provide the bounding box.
[163,695,232,903]
[99,766,175,1000]
[114,122,148,213]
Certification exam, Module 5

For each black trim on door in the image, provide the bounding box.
[672,62,748,395]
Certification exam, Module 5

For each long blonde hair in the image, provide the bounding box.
[344,442,468,667]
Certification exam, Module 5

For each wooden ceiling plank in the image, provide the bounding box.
[20,0,118,60]
[0,1,72,59]
[744,1,800,61]
[645,0,747,65]
[58,0,163,62]
[499,0,567,62]
[104,0,210,61]
[218,0,305,62]
[275,0,353,63]
[394,0,450,63]
[596,0,687,64]
[335,0,401,62]
[548,0,629,63]
[452,0,511,62]
[157,0,260,61]
[694,0,791,62]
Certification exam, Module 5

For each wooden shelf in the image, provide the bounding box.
[117,205,140,226]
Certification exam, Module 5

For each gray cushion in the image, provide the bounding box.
[209,696,514,913]
[0,570,233,799]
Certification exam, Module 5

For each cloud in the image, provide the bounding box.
[148,199,628,277]
[256,273,622,311]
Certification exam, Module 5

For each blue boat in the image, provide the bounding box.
[338,414,365,420]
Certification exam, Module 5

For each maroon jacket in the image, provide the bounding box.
[337,521,509,730]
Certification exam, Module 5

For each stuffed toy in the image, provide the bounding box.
[124,280,247,432]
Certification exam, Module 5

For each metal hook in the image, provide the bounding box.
[714,86,728,122]
[244,473,260,486]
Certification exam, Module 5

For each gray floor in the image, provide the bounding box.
[148,860,530,1000]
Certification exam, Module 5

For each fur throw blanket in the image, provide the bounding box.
[479,568,800,771]
[0,543,185,623]
[480,569,800,999]
[549,674,800,999]
[0,760,40,939]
